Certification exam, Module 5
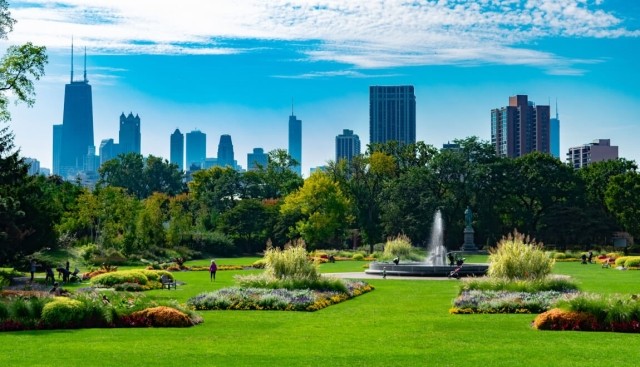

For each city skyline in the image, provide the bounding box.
[3,1,640,175]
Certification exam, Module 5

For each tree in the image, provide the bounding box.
[98,153,184,199]
[605,171,640,239]
[0,0,48,263]
[280,171,353,249]
[217,199,271,253]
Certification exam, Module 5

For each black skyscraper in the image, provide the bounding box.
[217,134,235,169]
[58,45,94,177]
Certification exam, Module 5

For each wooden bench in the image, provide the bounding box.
[160,275,177,290]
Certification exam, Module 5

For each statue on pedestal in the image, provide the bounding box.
[464,206,473,228]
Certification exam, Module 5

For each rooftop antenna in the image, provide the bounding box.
[83,46,87,82]
[555,98,559,120]
[70,37,74,83]
[291,98,294,116]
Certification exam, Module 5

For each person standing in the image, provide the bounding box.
[209,260,218,282]
[29,259,37,282]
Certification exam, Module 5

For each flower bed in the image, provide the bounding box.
[187,280,373,312]
[0,290,201,331]
[532,293,640,333]
[450,290,577,314]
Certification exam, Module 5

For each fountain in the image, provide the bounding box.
[366,210,488,277]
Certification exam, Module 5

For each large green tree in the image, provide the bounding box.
[0,0,48,263]
[280,171,352,249]
[98,153,184,199]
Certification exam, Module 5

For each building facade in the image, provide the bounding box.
[217,134,235,169]
[288,113,302,176]
[335,129,361,164]
[550,102,560,158]
[170,129,184,171]
[369,85,416,146]
[567,139,619,169]
[186,130,206,171]
[52,124,63,176]
[491,95,550,158]
[118,112,141,155]
[99,138,117,166]
[247,147,268,171]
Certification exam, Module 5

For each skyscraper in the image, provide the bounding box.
[99,138,117,166]
[288,111,302,176]
[119,112,141,155]
[335,129,361,164]
[217,134,235,169]
[247,148,268,171]
[491,95,550,158]
[52,124,62,175]
[59,45,94,178]
[170,129,184,171]
[186,129,206,171]
[369,85,416,145]
[550,101,560,159]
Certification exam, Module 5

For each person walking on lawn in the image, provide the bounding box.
[209,259,218,281]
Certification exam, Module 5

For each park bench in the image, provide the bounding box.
[160,274,177,290]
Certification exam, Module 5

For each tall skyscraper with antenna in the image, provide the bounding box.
[288,101,302,176]
[55,43,94,178]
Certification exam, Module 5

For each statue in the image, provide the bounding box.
[464,206,473,228]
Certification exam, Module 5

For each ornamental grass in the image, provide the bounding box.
[488,230,554,281]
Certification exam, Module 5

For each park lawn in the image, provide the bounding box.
[2,261,640,366]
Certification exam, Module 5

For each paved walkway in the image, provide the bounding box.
[324,272,455,281]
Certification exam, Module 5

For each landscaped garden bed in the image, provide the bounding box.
[0,290,202,332]
[533,293,640,332]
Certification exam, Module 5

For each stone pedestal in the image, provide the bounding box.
[461,226,478,252]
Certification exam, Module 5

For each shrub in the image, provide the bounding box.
[533,308,600,331]
[624,257,640,268]
[383,234,412,260]
[0,302,8,321]
[114,282,145,292]
[129,306,192,327]
[352,253,365,261]
[264,240,320,281]
[41,297,85,328]
[488,231,554,281]
[615,257,629,267]
[252,259,267,269]
[90,270,149,287]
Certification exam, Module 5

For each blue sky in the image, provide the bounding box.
[3,0,640,175]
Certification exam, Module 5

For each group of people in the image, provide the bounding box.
[581,251,594,264]
[29,259,76,284]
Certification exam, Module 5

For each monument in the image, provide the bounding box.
[461,206,479,251]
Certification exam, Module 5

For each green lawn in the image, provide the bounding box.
[1,259,639,366]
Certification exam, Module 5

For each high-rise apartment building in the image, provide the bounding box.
[186,130,206,171]
[335,129,361,164]
[567,139,618,169]
[288,112,302,176]
[118,112,141,155]
[491,95,550,158]
[58,46,94,178]
[170,129,184,171]
[369,85,416,145]
[550,102,560,159]
[217,134,235,169]
[247,148,268,171]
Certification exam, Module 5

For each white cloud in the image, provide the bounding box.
[4,0,638,73]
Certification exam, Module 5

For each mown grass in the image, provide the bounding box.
[1,257,639,366]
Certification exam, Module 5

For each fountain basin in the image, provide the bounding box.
[365,261,488,277]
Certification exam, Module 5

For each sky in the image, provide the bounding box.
[2,0,640,176]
